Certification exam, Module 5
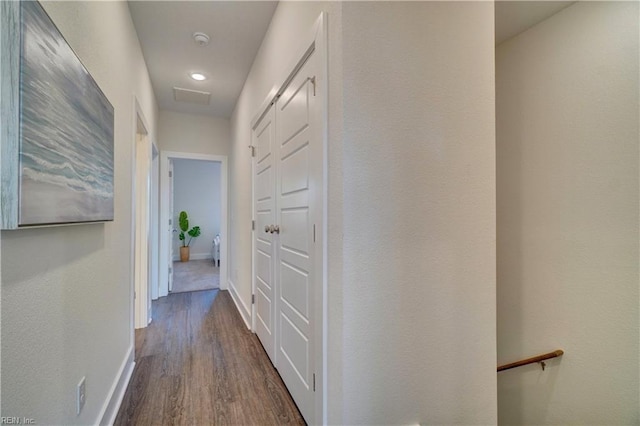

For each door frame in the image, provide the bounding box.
[150,144,160,302]
[250,12,328,425]
[132,96,154,330]
[159,151,228,298]
[167,160,174,293]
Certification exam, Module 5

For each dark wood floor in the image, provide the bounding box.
[114,290,305,426]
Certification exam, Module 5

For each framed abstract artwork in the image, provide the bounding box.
[1,1,114,229]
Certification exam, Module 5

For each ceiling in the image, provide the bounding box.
[495,1,575,45]
[128,1,278,118]
[129,1,574,117]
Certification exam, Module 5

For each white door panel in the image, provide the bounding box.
[256,208,273,238]
[255,284,272,333]
[280,141,310,196]
[256,249,272,290]
[279,208,310,257]
[280,260,309,319]
[275,51,317,422]
[279,311,310,383]
[256,168,273,201]
[256,121,273,163]
[279,76,310,147]
[252,105,277,364]
[255,243,273,345]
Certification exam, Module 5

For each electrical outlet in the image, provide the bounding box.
[76,376,86,415]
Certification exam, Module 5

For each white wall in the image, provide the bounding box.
[172,159,221,260]
[0,2,158,424]
[497,2,639,424]
[158,110,230,156]
[230,2,496,424]
[339,2,496,424]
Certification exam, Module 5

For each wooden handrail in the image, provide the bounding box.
[497,350,564,372]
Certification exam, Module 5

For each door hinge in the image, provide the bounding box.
[134,291,136,300]
[313,373,316,392]
[169,266,172,274]
[310,76,316,96]
[168,170,172,178]
[252,220,255,231]
[252,294,255,304]
[250,145,256,157]
[169,218,172,225]
[313,224,316,243]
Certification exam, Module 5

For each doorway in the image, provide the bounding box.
[158,152,228,300]
[133,99,156,329]
[170,158,222,293]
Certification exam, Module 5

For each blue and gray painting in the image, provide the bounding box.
[19,1,114,225]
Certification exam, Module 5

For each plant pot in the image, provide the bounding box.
[180,246,190,262]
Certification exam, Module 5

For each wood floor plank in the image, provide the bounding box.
[114,290,305,426]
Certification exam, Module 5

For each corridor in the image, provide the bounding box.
[114,290,304,425]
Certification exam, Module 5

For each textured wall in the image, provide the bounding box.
[1,1,157,424]
[497,2,639,424]
[158,110,230,156]
[172,159,221,260]
[339,2,497,424]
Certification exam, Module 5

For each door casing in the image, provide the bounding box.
[132,96,153,331]
[158,152,229,298]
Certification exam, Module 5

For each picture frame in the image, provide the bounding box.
[0,0,114,229]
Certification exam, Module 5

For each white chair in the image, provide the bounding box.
[213,234,221,267]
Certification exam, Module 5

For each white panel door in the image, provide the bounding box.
[275,50,318,423]
[253,105,277,363]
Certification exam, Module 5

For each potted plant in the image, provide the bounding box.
[178,211,201,262]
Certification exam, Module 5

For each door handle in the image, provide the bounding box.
[265,224,280,234]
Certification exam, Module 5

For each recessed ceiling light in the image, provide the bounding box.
[190,73,206,81]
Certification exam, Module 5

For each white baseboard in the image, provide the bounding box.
[172,253,213,261]
[97,345,135,426]
[228,279,251,329]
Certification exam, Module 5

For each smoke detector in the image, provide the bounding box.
[192,32,210,47]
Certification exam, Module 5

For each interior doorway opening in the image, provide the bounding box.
[133,98,157,330]
[158,152,228,301]
[169,158,223,294]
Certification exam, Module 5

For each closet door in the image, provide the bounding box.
[275,51,318,422]
[252,105,277,363]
